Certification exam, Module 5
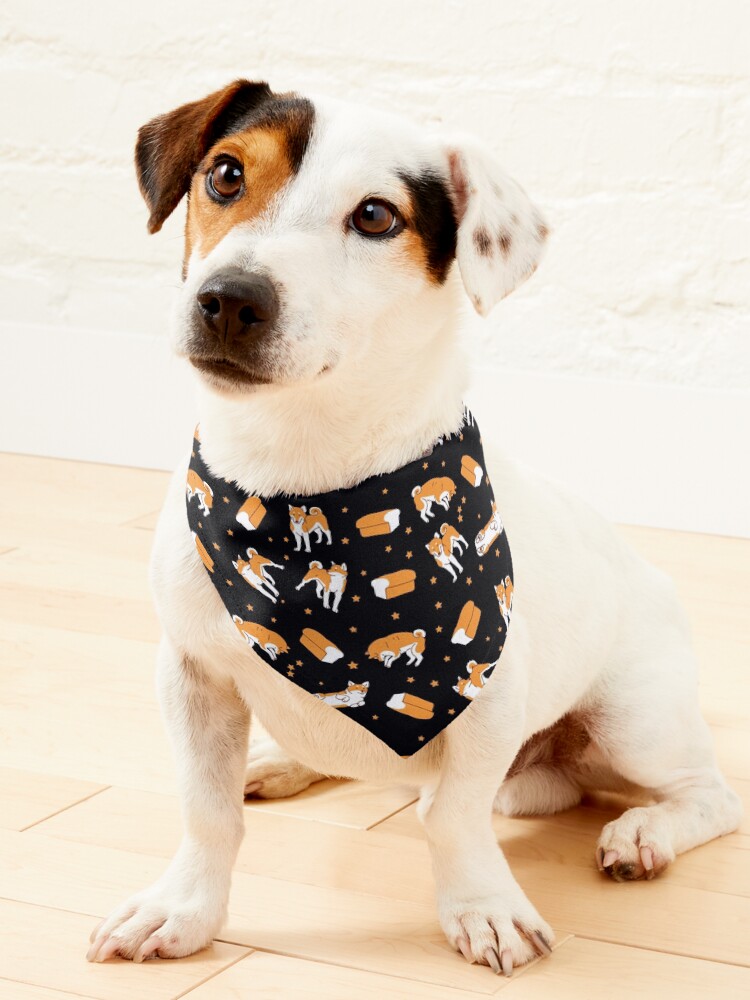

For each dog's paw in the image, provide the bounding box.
[440,893,555,975]
[596,806,676,881]
[86,884,223,962]
[244,737,324,799]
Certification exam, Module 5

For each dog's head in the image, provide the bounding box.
[136,80,548,394]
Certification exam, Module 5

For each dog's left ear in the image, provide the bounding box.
[444,135,549,316]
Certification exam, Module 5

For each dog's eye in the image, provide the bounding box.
[349,199,401,237]
[207,158,244,201]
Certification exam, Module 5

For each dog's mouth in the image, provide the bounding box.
[188,355,273,387]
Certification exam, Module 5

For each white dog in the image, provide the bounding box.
[87,80,742,975]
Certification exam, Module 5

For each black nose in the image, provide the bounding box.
[195,269,279,348]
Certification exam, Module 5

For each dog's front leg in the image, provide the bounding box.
[421,667,554,975]
[87,638,249,963]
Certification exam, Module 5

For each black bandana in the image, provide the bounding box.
[186,409,513,757]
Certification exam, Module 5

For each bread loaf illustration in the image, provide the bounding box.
[355,508,401,537]
[192,532,214,573]
[451,600,481,645]
[461,455,483,487]
[386,692,434,720]
[370,569,416,600]
[236,496,266,530]
[300,628,344,663]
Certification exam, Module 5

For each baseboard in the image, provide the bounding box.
[3,322,748,537]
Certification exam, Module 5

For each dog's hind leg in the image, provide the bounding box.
[87,639,250,962]
[244,735,327,799]
[589,642,742,881]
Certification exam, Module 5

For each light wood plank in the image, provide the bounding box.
[185,950,515,999]
[0,766,106,831]
[124,510,160,531]
[0,898,249,1000]
[0,536,155,602]
[0,624,172,792]
[0,982,100,1000]
[242,776,416,829]
[0,453,169,529]
[501,936,750,999]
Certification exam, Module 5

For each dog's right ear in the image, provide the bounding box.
[135,79,272,234]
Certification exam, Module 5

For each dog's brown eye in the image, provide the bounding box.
[350,199,400,237]
[208,159,244,201]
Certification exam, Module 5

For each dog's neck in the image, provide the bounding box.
[195,304,468,497]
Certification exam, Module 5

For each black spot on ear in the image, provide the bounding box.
[498,231,513,257]
[473,228,493,256]
[399,169,458,283]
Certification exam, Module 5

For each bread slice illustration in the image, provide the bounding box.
[371,568,416,600]
[387,692,434,720]
[461,455,484,487]
[355,508,401,537]
[236,496,266,530]
[300,628,344,663]
[451,600,481,645]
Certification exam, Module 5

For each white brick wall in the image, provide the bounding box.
[1,0,749,532]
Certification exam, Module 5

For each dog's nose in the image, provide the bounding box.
[195,269,279,348]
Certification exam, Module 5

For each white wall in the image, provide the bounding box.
[1,0,749,534]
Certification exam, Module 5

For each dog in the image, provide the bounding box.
[295,559,348,612]
[87,79,742,974]
[426,522,468,581]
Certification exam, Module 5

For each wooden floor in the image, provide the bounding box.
[0,452,748,1000]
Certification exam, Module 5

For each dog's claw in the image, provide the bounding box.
[530,930,552,956]
[500,948,514,977]
[244,781,263,796]
[484,947,502,974]
[134,933,162,963]
[85,934,105,962]
[601,849,619,868]
[596,846,605,871]
[640,845,655,878]
[88,920,104,944]
[90,937,121,963]
[457,937,474,963]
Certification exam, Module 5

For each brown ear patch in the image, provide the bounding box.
[135,81,314,236]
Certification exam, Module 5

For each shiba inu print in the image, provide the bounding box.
[186,407,513,756]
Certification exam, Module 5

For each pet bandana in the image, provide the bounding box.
[186,409,513,757]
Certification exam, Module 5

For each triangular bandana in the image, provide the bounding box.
[186,409,513,757]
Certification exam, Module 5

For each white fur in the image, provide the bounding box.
[89,92,742,973]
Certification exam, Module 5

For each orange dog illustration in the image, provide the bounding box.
[232,615,289,660]
[453,660,494,699]
[426,522,467,582]
[192,531,214,573]
[295,561,348,613]
[496,575,514,628]
[186,469,214,516]
[315,680,369,708]
[411,476,456,522]
[367,628,427,668]
[475,501,503,556]
[288,504,332,552]
[236,496,266,531]
[232,546,285,603]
